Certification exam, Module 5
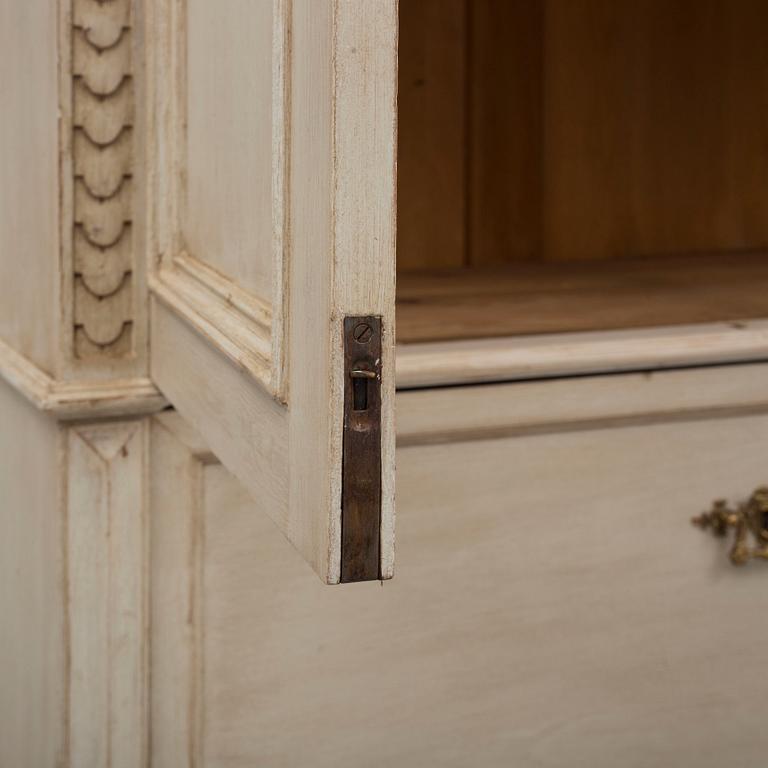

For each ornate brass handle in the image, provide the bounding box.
[692,487,768,565]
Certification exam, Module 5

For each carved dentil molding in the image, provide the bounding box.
[71,0,134,358]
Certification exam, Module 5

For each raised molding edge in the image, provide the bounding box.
[396,320,768,389]
[149,252,277,396]
[146,0,290,403]
[397,361,768,446]
[0,336,165,419]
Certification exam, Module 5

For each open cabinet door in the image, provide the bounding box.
[145,0,397,583]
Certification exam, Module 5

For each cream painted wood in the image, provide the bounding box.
[0,381,65,767]
[397,319,768,389]
[0,0,59,373]
[149,407,768,768]
[66,420,149,768]
[397,362,768,445]
[149,413,210,767]
[0,0,159,416]
[147,0,397,582]
[184,0,274,300]
[0,378,152,767]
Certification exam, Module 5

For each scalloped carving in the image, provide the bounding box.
[73,26,131,94]
[75,178,131,245]
[74,275,133,346]
[74,226,132,296]
[73,0,130,50]
[71,0,133,359]
[73,128,132,198]
[74,78,134,145]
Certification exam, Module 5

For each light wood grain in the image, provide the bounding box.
[398,0,768,270]
[397,0,467,270]
[468,0,543,266]
[397,253,768,342]
[543,0,768,262]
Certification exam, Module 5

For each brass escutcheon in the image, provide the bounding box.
[692,486,768,565]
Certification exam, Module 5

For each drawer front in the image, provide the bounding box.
[156,410,768,767]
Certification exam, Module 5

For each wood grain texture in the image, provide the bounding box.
[154,406,768,766]
[468,0,543,266]
[0,380,65,767]
[542,0,768,262]
[286,0,397,581]
[184,0,274,301]
[149,414,206,767]
[66,419,149,768]
[398,0,768,269]
[0,0,58,373]
[397,253,768,342]
[396,320,768,389]
[148,0,397,581]
[397,0,467,270]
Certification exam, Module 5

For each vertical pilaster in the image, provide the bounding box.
[65,419,149,767]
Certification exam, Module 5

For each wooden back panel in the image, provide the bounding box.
[397,0,768,270]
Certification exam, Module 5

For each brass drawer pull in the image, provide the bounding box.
[692,487,768,565]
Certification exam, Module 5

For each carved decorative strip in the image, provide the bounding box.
[71,0,134,358]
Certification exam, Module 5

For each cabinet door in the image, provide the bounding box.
[146,0,397,583]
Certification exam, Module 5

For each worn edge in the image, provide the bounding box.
[396,320,768,389]
[148,253,278,399]
[0,335,166,419]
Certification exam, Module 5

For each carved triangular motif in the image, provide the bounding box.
[73,422,139,462]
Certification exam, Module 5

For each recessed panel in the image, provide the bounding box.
[184,0,273,301]
[0,0,58,371]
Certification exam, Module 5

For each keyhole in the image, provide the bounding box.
[353,377,368,411]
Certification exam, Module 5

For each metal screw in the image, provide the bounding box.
[353,322,373,343]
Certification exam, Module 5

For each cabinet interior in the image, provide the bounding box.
[396,0,768,345]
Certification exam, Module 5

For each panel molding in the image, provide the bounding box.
[396,319,768,389]
[0,335,165,419]
[146,0,291,401]
[397,362,768,446]
[149,253,275,395]
[146,0,398,582]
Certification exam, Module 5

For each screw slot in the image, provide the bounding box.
[353,322,373,343]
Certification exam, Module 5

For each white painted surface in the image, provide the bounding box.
[0,380,64,767]
[149,408,768,767]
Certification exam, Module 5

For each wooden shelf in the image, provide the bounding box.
[396,253,768,344]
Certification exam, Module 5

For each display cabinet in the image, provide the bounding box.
[2,1,768,765]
